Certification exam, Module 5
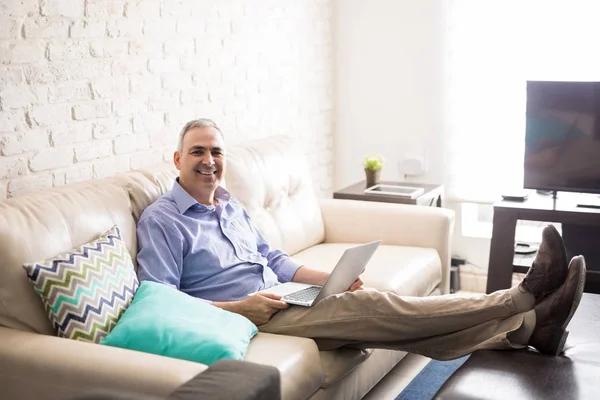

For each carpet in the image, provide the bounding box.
[395,355,470,400]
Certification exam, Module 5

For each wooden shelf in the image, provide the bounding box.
[488,192,600,294]
[513,265,531,274]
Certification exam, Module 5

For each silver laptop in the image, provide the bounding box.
[252,240,381,307]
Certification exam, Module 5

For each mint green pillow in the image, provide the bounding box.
[100,281,258,365]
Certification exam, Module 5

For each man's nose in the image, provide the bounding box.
[200,153,214,165]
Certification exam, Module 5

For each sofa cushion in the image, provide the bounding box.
[244,332,323,400]
[102,281,258,365]
[224,136,326,256]
[291,243,442,297]
[22,225,139,343]
[0,180,138,335]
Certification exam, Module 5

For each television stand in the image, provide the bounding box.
[536,189,557,198]
[577,194,600,209]
[487,191,600,295]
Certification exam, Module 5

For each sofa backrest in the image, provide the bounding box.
[224,136,325,256]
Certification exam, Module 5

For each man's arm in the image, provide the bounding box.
[291,266,363,291]
[137,216,185,288]
[245,211,363,290]
[135,215,230,301]
[291,266,329,286]
[247,213,303,283]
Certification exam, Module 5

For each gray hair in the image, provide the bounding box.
[177,118,222,152]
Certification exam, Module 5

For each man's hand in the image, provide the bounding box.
[348,276,364,292]
[240,293,289,325]
[347,267,365,292]
[292,265,365,293]
[213,293,289,326]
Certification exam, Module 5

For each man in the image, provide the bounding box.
[137,118,587,360]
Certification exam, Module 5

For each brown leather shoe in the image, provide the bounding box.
[529,255,586,355]
[519,225,568,303]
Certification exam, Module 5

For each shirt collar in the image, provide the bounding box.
[171,178,231,214]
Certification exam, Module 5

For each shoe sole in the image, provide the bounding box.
[546,256,587,355]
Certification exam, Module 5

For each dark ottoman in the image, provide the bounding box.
[435,293,600,400]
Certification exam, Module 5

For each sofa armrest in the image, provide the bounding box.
[0,327,207,399]
[168,360,280,400]
[68,361,280,400]
[319,199,455,294]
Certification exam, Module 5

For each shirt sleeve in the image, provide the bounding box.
[246,212,303,283]
[136,215,185,289]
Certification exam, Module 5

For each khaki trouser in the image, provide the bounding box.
[258,288,527,360]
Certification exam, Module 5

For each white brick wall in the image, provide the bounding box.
[0,0,334,199]
[29,147,73,171]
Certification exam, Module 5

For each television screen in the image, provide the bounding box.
[524,81,600,194]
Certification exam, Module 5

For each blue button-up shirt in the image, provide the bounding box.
[136,179,302,302]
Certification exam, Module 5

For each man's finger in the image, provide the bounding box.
[351,278,363,288]
[257,292,283,301]
[267,299,290,310]
[349,278,364,291]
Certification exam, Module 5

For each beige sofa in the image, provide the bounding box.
[0,136,455,400]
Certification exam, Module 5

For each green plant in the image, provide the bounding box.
[363,155,384,171]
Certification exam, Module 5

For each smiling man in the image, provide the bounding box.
[136,119,357,325]
[136,118,587,360]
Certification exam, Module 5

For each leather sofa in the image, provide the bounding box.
[0,135,455,400]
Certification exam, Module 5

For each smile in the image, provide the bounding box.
[196,170,216,175]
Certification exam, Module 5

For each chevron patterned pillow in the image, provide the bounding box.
[23,225,139,343]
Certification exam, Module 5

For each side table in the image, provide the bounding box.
[333,180,444,208]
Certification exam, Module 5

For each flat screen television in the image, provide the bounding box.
[524,80,600,195]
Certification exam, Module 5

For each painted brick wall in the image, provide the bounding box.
[0,0,333,200]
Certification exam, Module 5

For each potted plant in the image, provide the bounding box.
[363,155,384,188]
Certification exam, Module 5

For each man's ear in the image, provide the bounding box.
[174,151,181,170]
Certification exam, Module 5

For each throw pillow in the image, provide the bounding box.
[22,225,139,343]
[100,280,258,365]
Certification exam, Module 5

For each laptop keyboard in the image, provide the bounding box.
[285,286,321,303]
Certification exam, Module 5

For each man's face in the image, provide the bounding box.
[174,126,226,193]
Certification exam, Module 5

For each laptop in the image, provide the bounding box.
[251,240,382,307]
